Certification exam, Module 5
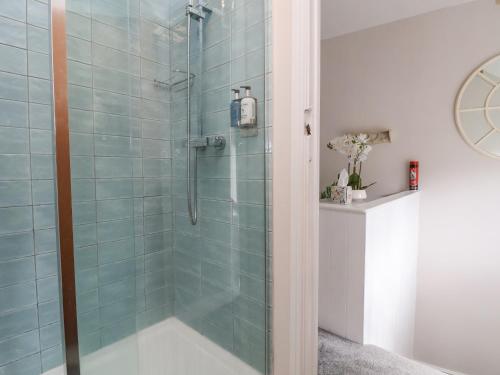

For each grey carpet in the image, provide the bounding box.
[318,329,443,375]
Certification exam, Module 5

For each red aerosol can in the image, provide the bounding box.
[409,161,419,191]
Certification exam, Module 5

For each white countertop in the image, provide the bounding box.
[320,190,420,213]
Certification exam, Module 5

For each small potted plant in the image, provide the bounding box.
[325,134,376,200]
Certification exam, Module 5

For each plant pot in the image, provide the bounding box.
[352,190,367,201]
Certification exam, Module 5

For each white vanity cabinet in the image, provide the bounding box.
[319,191,420,358]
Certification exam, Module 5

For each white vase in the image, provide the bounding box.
[352,190,367,201]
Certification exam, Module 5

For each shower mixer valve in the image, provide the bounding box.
[188,135,226,150]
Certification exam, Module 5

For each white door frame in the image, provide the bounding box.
[272,0,321,373]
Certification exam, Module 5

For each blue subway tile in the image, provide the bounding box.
[37,276,58,303]
[0,155,30,180]
[99,277,136,305]
[34,228,57,254]
[201,261,232,291]
[68,84,92,110]
[145,250,172,273]
[35,252,58,279]
[233,318,266,373]
[38,299,60,327]
[0,181,31,207]
[71,156,95,180]
[39,322,62,350]
[0,44,27,75]
[95,157,134,178]
[98,239,134,265]
[96,199,133,222]
[78,308,100,334]
[144,214,172,234]
[145,286,173,310]
[71,179,96,201]
[0,206,33,235]
[75,245,98,271]
[32,180,55,204]
[79,331,101,356]
[0,232,33,262]
[99,259,135,285]
[28,50,50,79]
[97,219,134,243]
[66,11,91,40]
[144,269,172,293]
[0,257,35,287]
[27,24,49,53]
[67,35,91,63]
[30,129,53,154]
[0,16,26,48]
[233,295,265,329]
[27,0,49,29]
[0,352,41,375]
[240,273,265,302]
[100,315,136,347]
[143,158,172,177]
[0,282,36,314]
[0,306,38,341]
[29,77,51,104]
[70,132,94,156]
[68,60,92,87]
[0,1,26,22]
[144,231,172,253]
[33,204,56,230]
[0,330,40,366]
[96,179,134,200]
[0,71,27,101]
[69,109,93,133]
[99,297,136,327]
[0,99,28,128]
[29,103,52,129]
[94,134,141,157]
[76,267,98,293]
[73,223,97,248]
[67,0,91,17]
[94,112,140,138]
[92,43,139,75]
[73,201,96,225]
[41,344,63,372]
[76,289,99,314]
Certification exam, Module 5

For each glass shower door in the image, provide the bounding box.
[65,0,173,373]
[170,0,270,373]
[57,0,270,374]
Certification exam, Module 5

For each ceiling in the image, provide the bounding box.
[322,0,479,40]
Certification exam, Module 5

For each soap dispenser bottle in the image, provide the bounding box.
[230,89,241,128]
[240,86,257,127]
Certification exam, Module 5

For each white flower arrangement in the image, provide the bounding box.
[325,133,375,192]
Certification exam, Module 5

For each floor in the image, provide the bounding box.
[318,329,443,375]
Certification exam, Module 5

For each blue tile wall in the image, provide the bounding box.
[0,1,64,374]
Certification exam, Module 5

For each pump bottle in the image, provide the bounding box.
[230,89,241,128]
[240,86,257,127]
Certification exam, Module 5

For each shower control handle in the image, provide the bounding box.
[209,135,226,150]
[188,135,226,150]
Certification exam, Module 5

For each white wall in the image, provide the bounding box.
[320,1,500,374]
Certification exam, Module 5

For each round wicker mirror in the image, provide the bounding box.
[456,54,500,159]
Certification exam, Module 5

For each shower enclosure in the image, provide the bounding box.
[0,0,271,374]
